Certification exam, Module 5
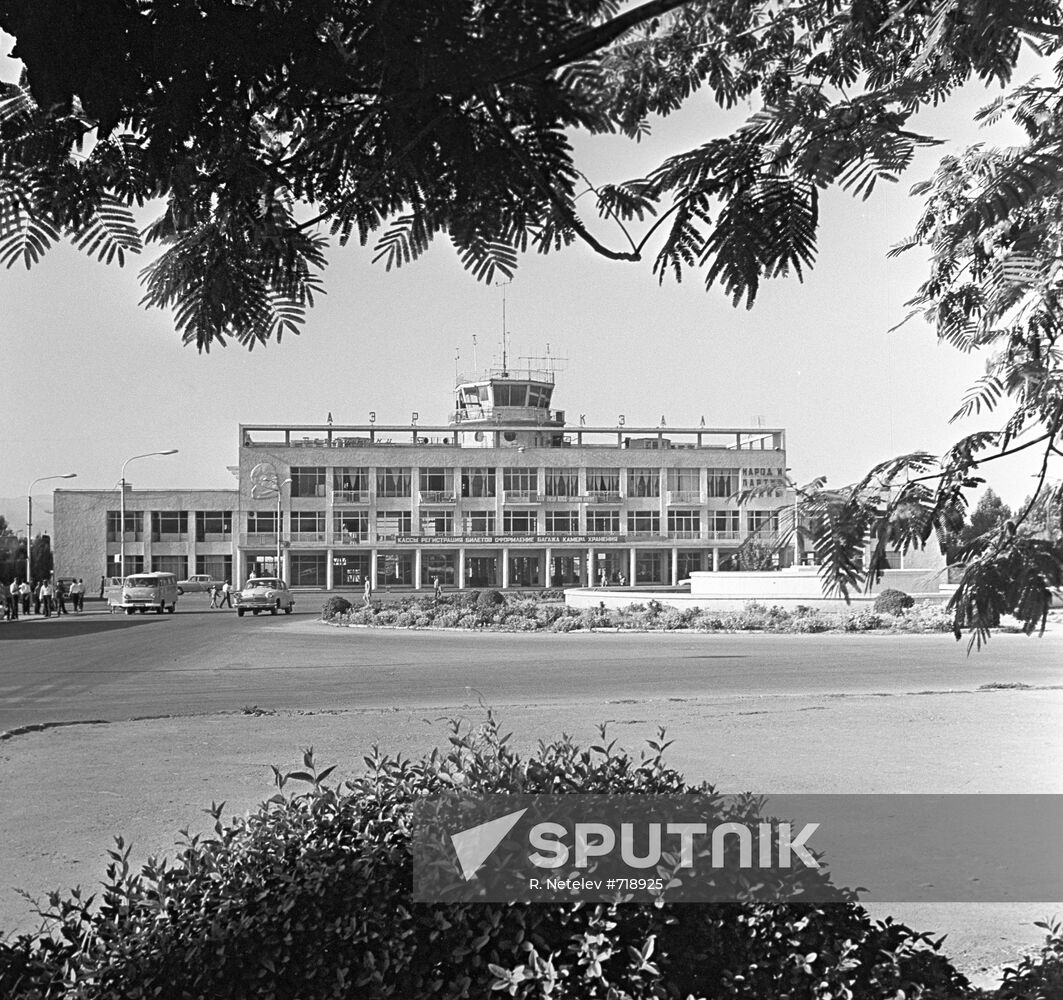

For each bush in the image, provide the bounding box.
[320,595,353,619]
[874,588,915,615]
[475,588,505,610]
[843,610,884,632]
[0,719,993,1000]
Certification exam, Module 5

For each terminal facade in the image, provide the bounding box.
[54,370,794,591]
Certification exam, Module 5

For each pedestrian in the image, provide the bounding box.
[32,580,41,615]
[39,579,53,617]
[76,578,86,611]
[208,583,219,609]
[219,580,233,609]
[55,579,68,615]
[363,577,372,607]
[98,575,105,599]
[618,572,627,587]
[7,579,19,620]
[19,579,31,614]
[598,568,607,588]
[433,576,442,600]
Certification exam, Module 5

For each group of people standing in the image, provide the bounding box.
[2,577,87,620]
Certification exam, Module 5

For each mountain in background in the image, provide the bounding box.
[0,497,52,537]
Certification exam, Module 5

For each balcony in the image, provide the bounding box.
[503,490,540,504]
[242,532,279,545]
[418,490,456,504]
[627,529,663,538]
[290,530,326,543]
[706,529,742,541]
[333,489,368,504]
[666,490,702,505]
[584,491,622,503]
[332,530,370,545]
[668,530,703,540]
[542,492,579,502]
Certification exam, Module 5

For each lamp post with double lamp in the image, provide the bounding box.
[27,474,77,585]
[119,450,179,579]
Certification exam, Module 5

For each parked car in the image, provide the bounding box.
[234,577,295,617]
[177,573,221,595]
[102,576,124,607]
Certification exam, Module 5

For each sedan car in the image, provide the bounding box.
[234,577,295,616]
[176,574,221,595]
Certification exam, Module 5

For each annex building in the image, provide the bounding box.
[54,369,793,591]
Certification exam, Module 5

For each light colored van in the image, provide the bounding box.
[120,572,179,615]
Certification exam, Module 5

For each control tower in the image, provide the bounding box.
[450,366,566,448]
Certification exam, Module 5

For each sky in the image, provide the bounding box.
[1,27,1058,525]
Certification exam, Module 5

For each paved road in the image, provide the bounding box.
[1,604,1060,733]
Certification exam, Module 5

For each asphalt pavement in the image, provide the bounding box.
[2,598,1061,734]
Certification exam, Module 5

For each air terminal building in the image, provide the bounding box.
[54,368,795,591]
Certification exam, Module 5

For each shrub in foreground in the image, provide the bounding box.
[3,719,1055,999]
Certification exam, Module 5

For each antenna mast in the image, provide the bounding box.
[495,279,512,374]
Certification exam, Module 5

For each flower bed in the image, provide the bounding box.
[322,595,954,634]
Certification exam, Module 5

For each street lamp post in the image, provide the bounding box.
[27,474,77,585]
[277,477,292,582]
[119,450,179,579]
[784,468,800,569]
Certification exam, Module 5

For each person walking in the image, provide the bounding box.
[98,575,105,599]
[76,578,86,611]
[55,579,68,615]
[8,579,19,620]
[363,577,372,607]
[208,582,219,609]
[219,580,233,609]
[39,579,53,618]
[433,576,443,600]
[19,579,31,615]
[32,580,41,615]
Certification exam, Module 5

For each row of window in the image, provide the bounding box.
[251,549,704,589]
[106,507,780,541]
[258,510,779,537]
[294,466,749,499]
[106,511,233,541]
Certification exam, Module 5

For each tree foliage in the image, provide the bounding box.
[0,0,1059,347]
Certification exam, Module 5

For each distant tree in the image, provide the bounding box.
[1017,485,1063,541]
[29,533,52,583]
[736,535,777,572]
[942,489,1014,562]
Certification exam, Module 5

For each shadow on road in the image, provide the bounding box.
[0,618,167,641]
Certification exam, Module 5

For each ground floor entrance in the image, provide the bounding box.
[237,545,742,590]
